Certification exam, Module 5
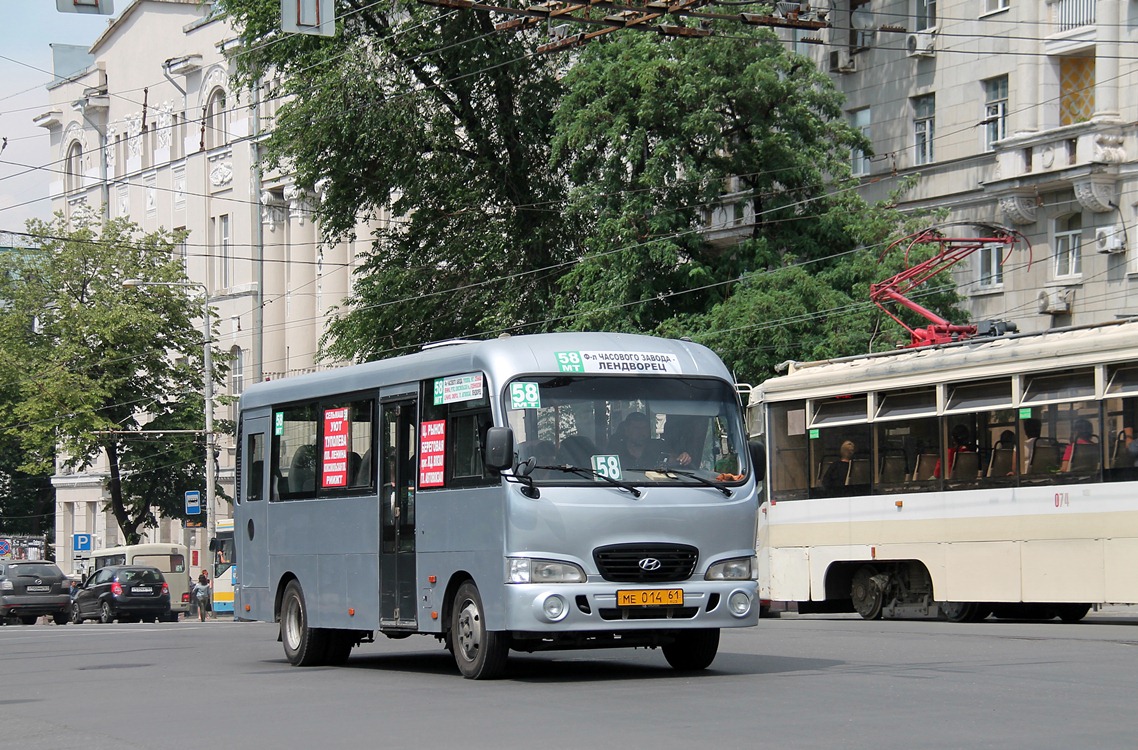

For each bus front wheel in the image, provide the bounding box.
[281,580,329,666]
[451,581,508,679]
[662,628,720,671]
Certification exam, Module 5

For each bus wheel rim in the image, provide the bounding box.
[456,600,481,661]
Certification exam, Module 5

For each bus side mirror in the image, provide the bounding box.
[484,427,514,471]
[748,439,766,482]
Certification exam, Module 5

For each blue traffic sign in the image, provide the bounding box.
[73,533,93,552]
[185,490,202,515]
[0,539,11,556]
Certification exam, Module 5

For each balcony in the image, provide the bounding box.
[982,120,1124,225]
[1051,0,1095,33]
[701,189,754,249]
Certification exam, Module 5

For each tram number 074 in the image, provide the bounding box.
[1054,492,1070,508]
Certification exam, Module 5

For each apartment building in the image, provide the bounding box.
[34,0,373,573]
[802,0,1138,329]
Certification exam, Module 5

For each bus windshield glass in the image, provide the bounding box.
[505,375,748,486]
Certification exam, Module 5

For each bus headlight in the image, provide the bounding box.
[704,556,755,581]
[507,558,586,584]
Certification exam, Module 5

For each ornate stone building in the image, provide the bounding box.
[35,0,377,572]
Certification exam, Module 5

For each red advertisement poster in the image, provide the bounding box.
[322,407,350,488]
[419,419,446,487]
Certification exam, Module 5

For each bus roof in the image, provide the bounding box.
[757,320,1138,402]
[241,332,733,409]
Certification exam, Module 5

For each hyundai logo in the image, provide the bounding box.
[638,557,662,571]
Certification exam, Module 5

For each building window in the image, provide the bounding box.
[1054,214,1082,278]
[1060,57,1095,126]
[982,0,1009,13]
[65,141,83,193]
[850,108,871,177]
[913,95,935,166]
[213,215,231,289]
[205,89,229,149]
[229,347,244,422]
[983,76,1008,151]
[916,0,937,30]
[978,243,1003,288]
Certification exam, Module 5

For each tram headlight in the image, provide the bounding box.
[507,558,586,584]
[704,556,756,581]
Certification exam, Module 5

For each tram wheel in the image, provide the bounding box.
[940,602,988,623]
[851,566,885,620]
[1055,604,1091,623]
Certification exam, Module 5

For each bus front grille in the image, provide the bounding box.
[593,543,698,583]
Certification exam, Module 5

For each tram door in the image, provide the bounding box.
[380,398,417,628]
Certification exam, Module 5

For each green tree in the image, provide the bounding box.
[221,0,573,359]
[0,215,226,544]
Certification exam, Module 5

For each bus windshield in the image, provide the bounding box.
[505,375,748,486]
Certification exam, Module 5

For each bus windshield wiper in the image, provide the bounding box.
[655,467,732,496]
[537,464,643,498]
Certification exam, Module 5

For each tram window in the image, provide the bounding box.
[876,388,936,420]
[810,425,871,497]
[946,379,1012,412]
[768,402,809,501]
[1022,369,1095,404]
[1104,396,1138,479]
[1106,364,1138,397]
[811,395,868,427]
[1019,403,1102,481]
[874,417,940,492]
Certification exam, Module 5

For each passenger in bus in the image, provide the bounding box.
[1060,419,1096,472]
[821,440,856,492]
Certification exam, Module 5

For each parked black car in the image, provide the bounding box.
[0,560,71,625]
[71,566,172,624]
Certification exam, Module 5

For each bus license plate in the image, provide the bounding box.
[617,589,683,607]
[131,586,153,594]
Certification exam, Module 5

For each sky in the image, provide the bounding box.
[0,1,120,239]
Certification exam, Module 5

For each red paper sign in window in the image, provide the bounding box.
[419,419,446,487]
[322,407,350,488]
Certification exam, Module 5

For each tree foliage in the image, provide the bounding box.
[221,0,573,358]
[0,215,226,544]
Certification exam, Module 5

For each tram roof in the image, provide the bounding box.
[757,320,1138,401]
[241,332,732,409]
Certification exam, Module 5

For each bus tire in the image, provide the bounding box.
[451,581,509,679]
[851,566,884,620]
[663,628,720,671]
[325,630,355,665]
[281,580,329,666]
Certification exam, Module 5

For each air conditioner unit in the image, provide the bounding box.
[829,49,857,73]
[1037,289,1072,315]
[906,32,935,58]
[1095,225,1126,254]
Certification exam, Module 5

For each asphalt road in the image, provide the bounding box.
[4,609,1138,749]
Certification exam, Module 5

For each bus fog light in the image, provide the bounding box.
[534,594,569,622]
[728,590,752,617]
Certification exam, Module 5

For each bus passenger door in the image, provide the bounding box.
[237,415,269,592]
[380,399,417,628]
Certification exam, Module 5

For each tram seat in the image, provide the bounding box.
[1067,442,1100,473]
[949,450,980,480]
[912,453,939,481]
[1110,432,1132,469]
[845,459,871,486]
[879,455,907,484]
[986,448,1015,478]
[1027,438,1060,474]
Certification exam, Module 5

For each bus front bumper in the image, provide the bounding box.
[501,580,759,633]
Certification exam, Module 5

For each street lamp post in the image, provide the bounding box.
[123,279,215,566]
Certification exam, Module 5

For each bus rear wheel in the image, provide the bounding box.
[662,628,720,671]
[851,566,885,620]
[281,580,329,666]
[451,581,508,679]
